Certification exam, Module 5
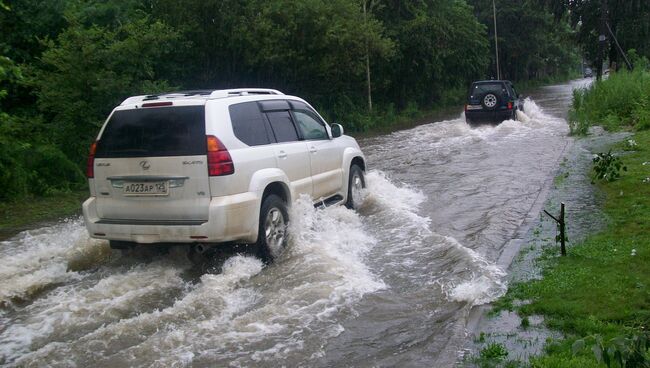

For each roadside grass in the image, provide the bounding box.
[569,66,650,135]
[496,130,650,367]
[0,190,87,239]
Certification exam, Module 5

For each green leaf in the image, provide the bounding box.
[572,339,586,355]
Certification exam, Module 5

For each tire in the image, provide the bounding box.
[481,93,500,111]
[345,164,366,210]
[256,194,289,263]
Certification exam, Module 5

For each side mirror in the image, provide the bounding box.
[331,123,344,138]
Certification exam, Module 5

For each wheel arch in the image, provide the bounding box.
[262,181,291,206]
[351,156,366,172]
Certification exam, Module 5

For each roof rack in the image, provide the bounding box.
[208,88,284,98]
[120,88,284,106]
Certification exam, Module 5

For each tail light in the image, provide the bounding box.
[507,102,513,110]
[206,135,234,176]
[86,141,97,178]
[464,104,468,112]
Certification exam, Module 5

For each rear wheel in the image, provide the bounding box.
[256,194,288,263]
[345,164,366,210]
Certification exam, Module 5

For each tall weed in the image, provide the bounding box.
[570,66,650,135]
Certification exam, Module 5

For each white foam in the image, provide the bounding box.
[0,262,188,362]
[0,217,107,306]
[11,198,384,366]
[442,237,507,306]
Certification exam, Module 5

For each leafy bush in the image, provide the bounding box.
[0,139,84,200]
[572,331,650,368]
[480,342,509,360]
[591,150,627,183]
[570,66,650,135]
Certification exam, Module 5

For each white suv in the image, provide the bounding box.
[82,88,366,260]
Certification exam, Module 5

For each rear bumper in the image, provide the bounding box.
[466,109,514,124]
[82,192,261,244]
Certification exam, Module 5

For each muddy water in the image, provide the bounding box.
[0,80,589,367]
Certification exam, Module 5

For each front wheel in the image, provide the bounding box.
[345,164,366,210]
[256,194,289,263]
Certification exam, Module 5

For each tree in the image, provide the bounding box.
[29,4,181,161]
[469,0,580,82]
[374,0,489,108]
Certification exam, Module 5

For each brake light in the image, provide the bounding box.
[464,104,468,112]
[142,101,173,108]
[86,141,97,178]
[507,102,513,110]
[206,135,234,176]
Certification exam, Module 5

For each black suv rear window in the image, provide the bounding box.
[471,82,507,96]
[95,106,206,158]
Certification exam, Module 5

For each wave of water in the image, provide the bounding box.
[361,171,507,307]
[1,190,386,366]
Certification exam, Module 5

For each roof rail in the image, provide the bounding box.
[209,88,284,98]
[120,88,284,106]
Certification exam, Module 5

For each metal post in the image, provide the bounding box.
[560,202,566,256]
[606,22,633,70]
[543,202,567,256]
[596,0,608,80]
[492,0,500,80]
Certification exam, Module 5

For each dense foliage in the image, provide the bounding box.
[0,0,586,200]
[563,0,650,72]
[570,62,650,135]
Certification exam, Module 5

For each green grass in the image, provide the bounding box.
[0,190,88,239]
[569,67,650,135]
[498,130,650,366]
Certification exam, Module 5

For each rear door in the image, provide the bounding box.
[261,101,312,198]
[93,103,211,222]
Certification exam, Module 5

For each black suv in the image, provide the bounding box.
[465,80,522,125]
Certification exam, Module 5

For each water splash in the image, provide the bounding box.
[0,218,108,306]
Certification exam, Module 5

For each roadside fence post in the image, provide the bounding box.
[543,202,567,256]
[560,202,566,256]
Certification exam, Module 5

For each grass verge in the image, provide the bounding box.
[569,66,650,135]
[495,130,650,367]
[0,190,87,240]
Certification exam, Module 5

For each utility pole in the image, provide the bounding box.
[363,0,373,113]
[492,0,500,80]
[596,0,608,80]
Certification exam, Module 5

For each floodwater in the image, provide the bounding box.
[0,80,590,367]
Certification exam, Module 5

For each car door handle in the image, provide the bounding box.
[278,150,287,159]
[309,146,317,153]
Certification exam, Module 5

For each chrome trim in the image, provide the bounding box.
[96,218,206,226]
[107,175,189,182]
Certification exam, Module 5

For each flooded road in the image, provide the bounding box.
[0,80,589,367]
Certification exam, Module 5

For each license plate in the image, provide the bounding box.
[466,105,483,110]
[123,181,168,196]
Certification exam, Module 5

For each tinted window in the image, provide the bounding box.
[293,111,328,140]
[510,84,519,98]
[229,102,271,146]
[471,82,507,96]
[266,111,299,143]
[96,106,206,158]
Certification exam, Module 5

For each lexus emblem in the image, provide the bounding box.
[140,160,151,170]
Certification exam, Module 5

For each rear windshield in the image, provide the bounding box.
[95,106,206,158]
[470,82,507,97]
